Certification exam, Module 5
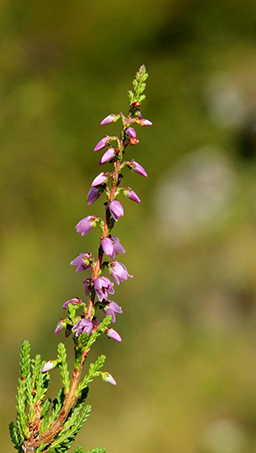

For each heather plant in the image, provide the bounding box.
[9,65,152,453]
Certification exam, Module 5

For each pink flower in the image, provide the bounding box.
[109,200,124,221]
[101,236,125,259]
[110,261,133,285]
[102,237,115,257]
[70,253,92,273]
[72,317,99,337]
[111,235,126,256]
[94,276,115,302]
[76,215,97,235]
[104,301,122,322]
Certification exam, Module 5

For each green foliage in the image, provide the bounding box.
[47,404,91,453]
[57,343,70,394]
[71,448,106,453]
[87,315,112,349]
[11,340,107,452]
[127,64,148,105]
[86,449,107,453]
[9,421,22,453]
[77,355,106,395]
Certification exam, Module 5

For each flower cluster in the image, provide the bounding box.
[53,65,152,385]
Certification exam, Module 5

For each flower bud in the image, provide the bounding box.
[102,237,115,257]
[94,136,110,152]
[132,101,140,108]
[102,372,117,385]
[100,148,115,164]
[63,297,84,309]
[126,127,136,138]
[100,114,120,125]
[87,187,101,206]
[109,200,124,221]
[55,319,66,335]
[76,215,97,235]
[136,118,152,126]
[42,360,59,373]
[128,137,139,145]
[106,328,122,342]
[129,160,147,177]
[123,187,140,203]
[91,172,109,187]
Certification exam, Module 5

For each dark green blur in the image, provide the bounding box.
[2,1,256,452]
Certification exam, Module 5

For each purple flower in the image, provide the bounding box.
[129,160,147,177]
[87,187,101,205]
[94,276,115,302]
[72,317,99,337]
[102,236,125,259]
[109,200,124,221]
[111,235,126,256]
[94,136,110,152]
[100,114,119,125]
[100,148,116,164]
[123,187,140,203]
[62,297,84,309]
[55,319,66,335]
[106,328,122,342]
[70,253,92,273]
[102,372,117,385]
[76,215,97,236]
[104,300,123,322]
[136,118,153,126]
[91,172,109,187]
[110,261,133,285]
[102,237,114,257]
[126,127,136,138]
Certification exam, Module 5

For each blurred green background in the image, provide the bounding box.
[2,1,256,452]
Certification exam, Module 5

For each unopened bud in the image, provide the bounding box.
[102,372,117,385]
[128,138,139,145]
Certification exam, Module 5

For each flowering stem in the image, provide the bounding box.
[10,65,151,453]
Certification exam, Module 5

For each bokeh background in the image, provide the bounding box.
[2,1,256,452]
